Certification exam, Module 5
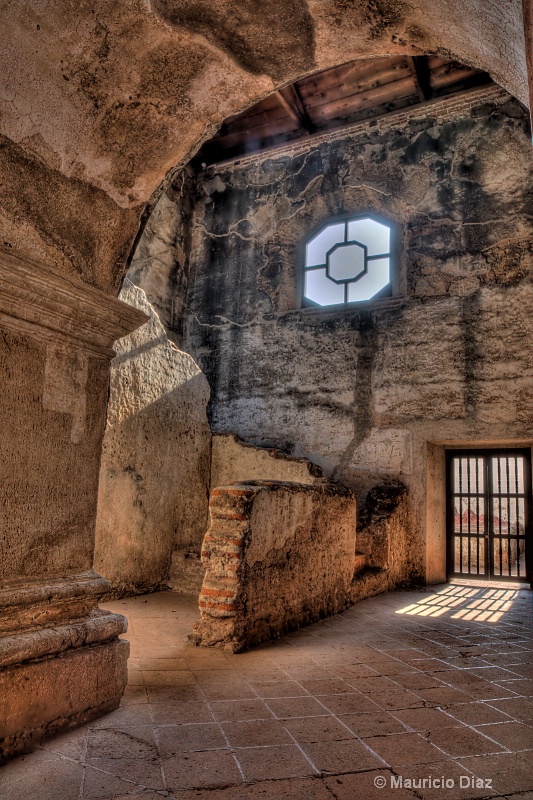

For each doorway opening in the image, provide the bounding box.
[446,449,532,585]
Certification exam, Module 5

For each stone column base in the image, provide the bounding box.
[0,571,129,762]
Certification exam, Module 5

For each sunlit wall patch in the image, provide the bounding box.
[303,215,392,306]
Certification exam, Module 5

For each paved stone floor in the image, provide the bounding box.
[2,583,532,800]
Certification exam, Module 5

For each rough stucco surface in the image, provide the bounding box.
[191,481,356,652]
[0,328,108,581]
[0,0,531,294]
[94,280,211,596]
[183,87,533,584]
[210,433,324,490]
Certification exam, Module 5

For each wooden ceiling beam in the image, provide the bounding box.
[277,84,315,134]
[408,55,432,102]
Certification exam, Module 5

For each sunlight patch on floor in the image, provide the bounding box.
[395,584,521,622]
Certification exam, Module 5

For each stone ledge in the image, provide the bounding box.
[0,611,127,667]
[0,570,114,634]
[0,251,148,358]
[0,638,129,762]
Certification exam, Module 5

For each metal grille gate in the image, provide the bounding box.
[446,450,532,583]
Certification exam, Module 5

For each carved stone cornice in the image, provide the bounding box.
[0,251,148,358]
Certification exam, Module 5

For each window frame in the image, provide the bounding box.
[298,211,400,310]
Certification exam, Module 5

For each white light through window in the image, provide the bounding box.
[304,216,392,307]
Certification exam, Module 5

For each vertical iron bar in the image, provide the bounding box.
[476,456,480,573]
[516,458,521,577]
[458,457,463,573]
[494,456,503,576]
[507,456,512,577]
[486,455,492,580]
[467,457,471,574]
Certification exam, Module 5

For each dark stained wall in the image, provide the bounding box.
[181,85,533,581]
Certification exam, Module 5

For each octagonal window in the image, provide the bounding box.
[303,215,392,307]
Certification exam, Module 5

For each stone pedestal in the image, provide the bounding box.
[0,253,148,761]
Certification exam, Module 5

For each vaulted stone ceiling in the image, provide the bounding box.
[0,1,530,293]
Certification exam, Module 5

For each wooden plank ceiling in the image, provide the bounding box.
[196,55,492,166]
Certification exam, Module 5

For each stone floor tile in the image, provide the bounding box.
[125,671,144,686]
[233,667,288,682]
[83,765,151,800]
[144,683,205,701]
[340,711,408,737]
[150,700,214,725]
[139,657,189,671]
[222,719,293,747]
[495,680,533,696]
[265,696,329,719]
[250,680,309,698]
[282,715,355,743]
[297,679,357,696]
[324,769,419,800]
[84,756,164,789]
[445,702,514,726]
[301,737,385,774]
[163,749,243,790]
[391,707,464,733]
[393,672,448,690]
[211,699,275,723]
[319,691,382,715]
[106,793,170,800]
[157,723,228,753]
[328,664,380,680]
[200,682,258,701]
[474,722,533,752]
[282,665,339,681]
[425,725,505,757]
[0,754,84,800]
[506,664,533,678]
[363,732,447,766]
[235,744,316,781]
[413,686,474,707]
[120,685,148,705]
[39,727,88,760]
[457,752,533,795]
[88,704,153,729]
[488,698,533,722]
[395,760,498,800]
[362,660,416,676]
[371,687,427,711]
[140,671,198,688]
[172,777,331,800]
[86,727,158,760]
[192,670,244,684]
[245,776,334,800]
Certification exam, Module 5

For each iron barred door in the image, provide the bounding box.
[447,450,532,584]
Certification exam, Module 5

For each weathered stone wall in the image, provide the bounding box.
[126,170,196,344]
[184,86,533,584]
[191,480,356,652]
[211,433,324,489]
[94,280,211,596]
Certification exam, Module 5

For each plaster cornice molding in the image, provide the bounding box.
[0,251,148,358]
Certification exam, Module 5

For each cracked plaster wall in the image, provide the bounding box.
[179,87,533,584]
